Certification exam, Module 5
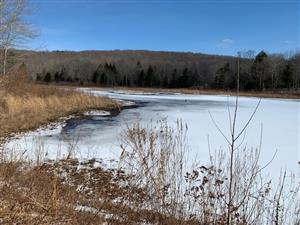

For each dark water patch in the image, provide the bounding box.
[61,97,238,137]
[61,100,146,135]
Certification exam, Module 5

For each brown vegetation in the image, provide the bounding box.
[117,121,300,225]
[0,156,206,225]
[0,159,134,224]
[0,66,118,139]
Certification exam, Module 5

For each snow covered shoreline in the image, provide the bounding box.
[1,98,138,161]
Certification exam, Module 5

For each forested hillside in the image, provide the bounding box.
[10,49,300,90]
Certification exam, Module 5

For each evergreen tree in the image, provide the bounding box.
[54,72,60,83]
[36,73,42,81]
[178,68,190,88]
[214,63,230,88]
[137,69,145,87]
[92,71,100,84]
[145,65,154,86]
[162,75,169,87]
[191,69,200,86]
[252,51,269,90]
[281,62,293,89]
[100,72,107,85]
[44,72,52,82]
[59,66,68,82]
[170,69,178,87]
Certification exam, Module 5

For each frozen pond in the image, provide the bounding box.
[4,88,300,178]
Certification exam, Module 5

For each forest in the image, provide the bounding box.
[7,49,300,91]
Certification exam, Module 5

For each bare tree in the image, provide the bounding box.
[209,54,264,224]
[0,0,37,75]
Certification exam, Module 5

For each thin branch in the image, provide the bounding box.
[209,110,231,145]
[234,98,262,142]
[227,95,233,135]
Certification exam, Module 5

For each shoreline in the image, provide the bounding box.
[56,84,300,100]
[0,84,119,141]
[1,100,138,147]
[100,87,300,100]
[2,85,298,150]
[3,85,298,145]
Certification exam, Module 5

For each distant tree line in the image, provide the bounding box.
[21,49,300,91]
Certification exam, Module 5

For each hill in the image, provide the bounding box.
[9,49,300,90]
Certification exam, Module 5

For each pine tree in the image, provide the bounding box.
[178,68,189,88]
[59,66,67,82]
[92,71,100,84]
[54,72,60,83]
[281,62,293,89]
[138,70,145,87]
[162,75,169,87]
[170,69,178,87]
[252,51,269,90]
[36,73,42,81]
[145,65,154,87]
[100,72,107,85]
[44,72,52,82]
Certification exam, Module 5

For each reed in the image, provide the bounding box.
[0,83,118,138]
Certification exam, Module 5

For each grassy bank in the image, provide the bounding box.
[0,83,118,139]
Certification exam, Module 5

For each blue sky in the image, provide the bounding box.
[28,0,299,56]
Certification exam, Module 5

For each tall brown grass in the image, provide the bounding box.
[0,70,118,139]
[119,120,190,221]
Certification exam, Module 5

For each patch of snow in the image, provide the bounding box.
[75,205,98,214]
[5,115,76,143]
[84,110,111,116]
[116,99,136,106]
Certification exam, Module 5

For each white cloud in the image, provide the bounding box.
[222,38,234,44]
[216,38,235,48]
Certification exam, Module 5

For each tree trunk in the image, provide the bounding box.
[3,48,8,75]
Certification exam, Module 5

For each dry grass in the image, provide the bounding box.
[0,158,192,225]
[0,83,118,139]
[0,159,120,225]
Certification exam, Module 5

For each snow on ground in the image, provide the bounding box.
[84,110,111,116]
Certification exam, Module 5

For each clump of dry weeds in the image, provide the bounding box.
[0,158,190,225]
[118,120,300,225]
